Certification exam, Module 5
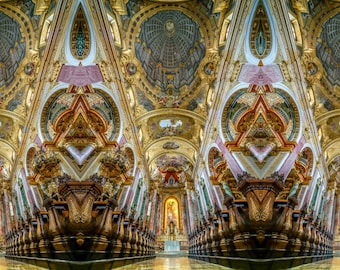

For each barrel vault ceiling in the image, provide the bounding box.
[0,0,339,192]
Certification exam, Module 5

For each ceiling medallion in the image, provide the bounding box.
[24,62,35,76]
[126,62,137,75]
[164,20,176,36]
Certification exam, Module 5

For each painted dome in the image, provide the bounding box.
[316,13,340,86]
[135,10,205,92]
[0,12,26,87]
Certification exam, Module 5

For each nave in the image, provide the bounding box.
[0,1,339,270]
[0,257,339,270]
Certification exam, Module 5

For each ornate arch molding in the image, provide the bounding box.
[146,137,197,166]
[244,0,278,65]
[315,109,340,124]
[304,7,340,49]
[125,3,214,51]
[51,94,110,147]
[64,1,96,65]
[39,87,121,174]
[122,3,219,109]
[0,3,38,89]
[207,146,227,185]
[294,146,314,185]
[317,111,340,153]
[302,7,340,97]
[221,85,299,178]
[136,108,205,124]
[41,87,120,142]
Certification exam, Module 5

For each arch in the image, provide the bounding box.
[219,83,303,144]
[125,146,135,176]
[0,4,37,90]
[207,146,227,185]
[25,147,37,177]
[295,146,314,185]
[39,87,121,143]
[305,6,340,49]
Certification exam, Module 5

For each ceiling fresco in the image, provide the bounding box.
[150,153,192,187]
[316,13,340,87]
[0,11,25,87]
[135,10,205,92]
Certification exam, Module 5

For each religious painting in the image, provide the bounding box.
[147,116,196,141]
[163,197,180,234]
[156,154,190,185]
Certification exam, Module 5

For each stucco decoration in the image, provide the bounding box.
[295,147,314,185]
[70,4,91,60]
[0,11,26,87]
[249,2,272,59]
[208,147,227,185]
[26,147,37,176]
[222,86,299,178]
[42,88,120,142]
[222,88,299,143]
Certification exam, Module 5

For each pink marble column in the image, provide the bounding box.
[0,203,4,244]
[334,194,340,233]
[3,189,13,233]
[156,195,162,236]
[148,189,158,233]
[332,192,340,253]
[180,193,186,235]
[327,189,335,231]
[186,189,195,232]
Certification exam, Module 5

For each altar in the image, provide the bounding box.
[164,240,180,252]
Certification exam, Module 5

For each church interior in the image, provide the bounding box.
[0,0,339,269]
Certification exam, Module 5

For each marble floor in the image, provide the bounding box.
[0,257,339,270]
[114,257,340,270]
[0,257,46,270]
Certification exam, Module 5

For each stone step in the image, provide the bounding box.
[156,251,189,258]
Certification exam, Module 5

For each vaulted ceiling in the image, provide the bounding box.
[0,0,339,194]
